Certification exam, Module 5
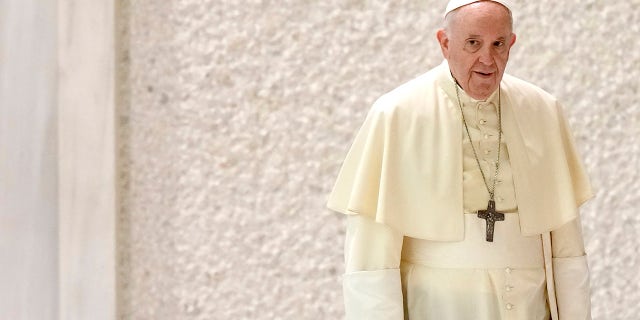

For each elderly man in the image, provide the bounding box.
[327,1,593,319]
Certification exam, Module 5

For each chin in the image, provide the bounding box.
[472,82,498,93]
[469,87,494,97]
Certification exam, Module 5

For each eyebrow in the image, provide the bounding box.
[466,35,507,41]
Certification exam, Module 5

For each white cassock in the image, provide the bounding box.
[328,61,593,320]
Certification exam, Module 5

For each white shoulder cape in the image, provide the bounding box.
[328,61,593,240]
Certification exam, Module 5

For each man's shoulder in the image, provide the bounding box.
[384,65,443,100]
[502,73,558,104]
[371,66,444,115]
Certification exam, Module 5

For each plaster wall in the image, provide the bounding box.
[117,1,640,319]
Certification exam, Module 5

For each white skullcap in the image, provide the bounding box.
[444,0,513,17]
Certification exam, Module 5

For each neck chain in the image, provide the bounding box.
[454,82,506,242]
[454,83,503,201]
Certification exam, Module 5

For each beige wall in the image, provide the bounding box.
[117,1,640,319]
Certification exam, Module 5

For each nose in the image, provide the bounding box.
[478,46,494,66]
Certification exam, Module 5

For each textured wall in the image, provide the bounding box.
[117,1,640,319]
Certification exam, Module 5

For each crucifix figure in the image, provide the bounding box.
[477,200,505,242]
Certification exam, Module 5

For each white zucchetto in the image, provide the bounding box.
[444,0,513,17]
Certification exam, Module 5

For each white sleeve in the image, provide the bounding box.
[343,215,404,320]
[551,217,592,320]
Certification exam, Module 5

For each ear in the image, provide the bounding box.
[509,32,517,48]
[436,29,450,58]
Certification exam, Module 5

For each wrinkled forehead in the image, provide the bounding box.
[444,0,512,18]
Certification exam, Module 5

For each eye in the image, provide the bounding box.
[464,39,481,52]
[493,40,505,48]
[467,39,481,47]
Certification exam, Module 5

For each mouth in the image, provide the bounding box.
[474,71,495,78]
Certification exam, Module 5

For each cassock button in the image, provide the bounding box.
[480,119,487,124]
[506,303,514,310]
[505,267,512,274]
[505,285,513,292]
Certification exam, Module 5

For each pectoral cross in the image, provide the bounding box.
[477,200,504,242]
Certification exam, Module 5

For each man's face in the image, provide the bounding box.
[437,2,516,100]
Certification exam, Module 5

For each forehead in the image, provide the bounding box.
[449,2,512,35]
